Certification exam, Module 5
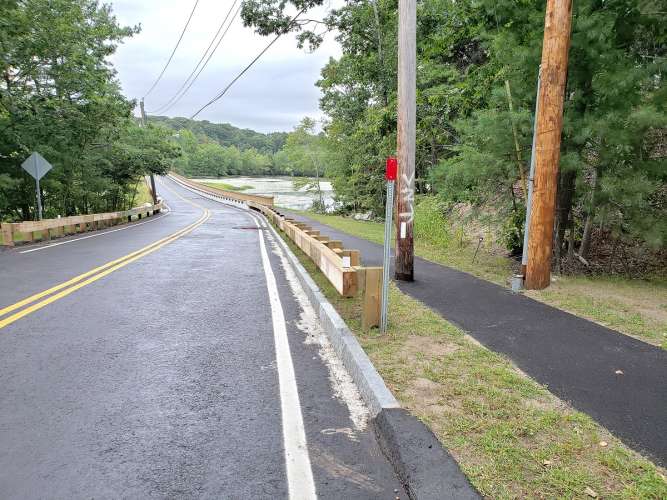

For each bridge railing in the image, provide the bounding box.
[169,173,381,329]
[169,172,274,207]
[1,202,163,247]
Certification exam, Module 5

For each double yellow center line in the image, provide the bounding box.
[0,209,210,330]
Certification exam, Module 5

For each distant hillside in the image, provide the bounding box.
[148,116,288,154]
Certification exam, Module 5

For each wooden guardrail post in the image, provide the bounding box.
[359,266,382,330]
[1,224,13,247]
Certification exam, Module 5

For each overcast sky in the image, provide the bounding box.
[108,0,341,133]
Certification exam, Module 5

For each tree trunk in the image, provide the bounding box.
[567,222,575,264]
[580,211,594,258]
[579,168,598,259]
[553,169,576,274]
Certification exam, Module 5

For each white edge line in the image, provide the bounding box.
[253,215,317,500]
[19,211,171,254]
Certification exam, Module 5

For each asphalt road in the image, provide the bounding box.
[283,210,667,466]
[0,176,405,499]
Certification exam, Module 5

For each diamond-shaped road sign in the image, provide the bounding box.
[21,152,53,181]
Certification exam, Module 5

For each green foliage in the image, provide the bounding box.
[170,129,274,178]
[0,0,180,220]
[245,0,665,260]
[430,0,666,253]
[414,196,450,248]
[148,115,287,154]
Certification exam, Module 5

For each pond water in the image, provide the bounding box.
[198,176,336,211]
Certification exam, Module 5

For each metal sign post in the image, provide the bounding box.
[21,152,53,221]
[380,157,397,334]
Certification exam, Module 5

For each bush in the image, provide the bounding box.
[414,196,451,248]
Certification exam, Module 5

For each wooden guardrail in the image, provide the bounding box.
[247,202,382,330]
[169,172,274,207]
[1,202,163,247]
[170,173,381,328]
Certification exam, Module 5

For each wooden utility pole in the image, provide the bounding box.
[139,99,158,205]
[394,0,416,282]
[525,0,573,290]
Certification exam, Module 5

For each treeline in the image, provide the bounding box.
[148,116,287,155]
[0,0,180,221]
[167,118,327,179]
[243,0,666,264]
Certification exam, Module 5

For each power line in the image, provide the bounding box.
[190,10,305,120]
[148,0,240,114]
[142,0,200,99]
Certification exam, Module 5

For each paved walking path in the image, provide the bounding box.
[285,211,667,466]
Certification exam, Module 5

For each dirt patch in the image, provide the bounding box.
[400,335,459,363]
[408,377,442,407]
[523,394,569,413]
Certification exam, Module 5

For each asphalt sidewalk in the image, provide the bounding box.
[284,210,667,466]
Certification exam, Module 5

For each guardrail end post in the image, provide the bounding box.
[1,224,14,247]
[361,267,382,330]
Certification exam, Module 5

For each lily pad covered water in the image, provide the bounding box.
[197,177,335,211]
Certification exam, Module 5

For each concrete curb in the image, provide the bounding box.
[374,409,479,499]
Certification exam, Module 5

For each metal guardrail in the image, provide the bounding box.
[1,202,163,247]
[170,173,382,328]
[169,172,274,207]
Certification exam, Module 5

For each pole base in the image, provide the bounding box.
[394,271,414,282]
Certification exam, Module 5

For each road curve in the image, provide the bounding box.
[0,176,405,499]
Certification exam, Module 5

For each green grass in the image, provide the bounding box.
[526,276,667,349]
[201,181,252,192]
[299,206,666,348]
[277,226,667,498]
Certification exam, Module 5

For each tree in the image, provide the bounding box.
[0,0,140,219]
[280,117,331,210]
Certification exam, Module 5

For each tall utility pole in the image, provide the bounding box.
[525,0,573,290]
[394,0,416,282]
[139,99,159,205]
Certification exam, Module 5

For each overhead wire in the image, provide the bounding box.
[190,9,305,120]
[147,0,241,114]
[142,0,201,99]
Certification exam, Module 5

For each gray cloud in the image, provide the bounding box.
[109,0,340,133]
